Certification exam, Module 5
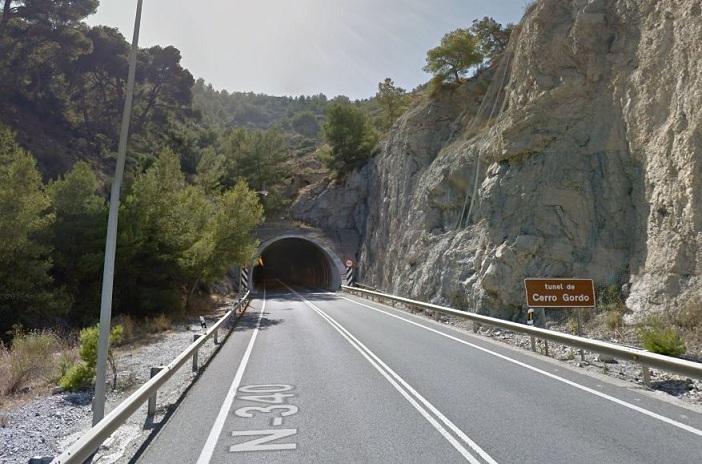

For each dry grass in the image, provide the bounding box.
[606,310,624,332]
[145,314,172,334]
[0,330,63,397]
[115,313,173,344]
[115,314,137,344]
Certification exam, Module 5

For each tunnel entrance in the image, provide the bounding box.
[252,237,341,291]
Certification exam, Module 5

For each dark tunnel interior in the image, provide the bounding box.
[252,238,336,290]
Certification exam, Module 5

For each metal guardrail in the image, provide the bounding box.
[341,285,702,381]
[354,282,377,291]
[52,292,252,464]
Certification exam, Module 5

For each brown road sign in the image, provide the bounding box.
[524,278,596,308]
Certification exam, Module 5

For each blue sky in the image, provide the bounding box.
[88,0,528,99]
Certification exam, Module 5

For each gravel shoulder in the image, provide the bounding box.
[0,302,244,464]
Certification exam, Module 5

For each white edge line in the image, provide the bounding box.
[284,284,493,464]
[196,287,267,464]
[339,294,702,438]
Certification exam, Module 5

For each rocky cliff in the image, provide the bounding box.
[293,0,702,319]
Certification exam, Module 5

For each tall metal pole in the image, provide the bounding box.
[93,0,144,426]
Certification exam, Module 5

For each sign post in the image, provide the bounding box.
[93,0,143,426]
[524,278,596,361]
[345,259,355,286]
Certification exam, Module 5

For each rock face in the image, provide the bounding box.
[293,0,702,319]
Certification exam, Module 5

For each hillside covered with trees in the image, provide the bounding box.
[0,0,512,339]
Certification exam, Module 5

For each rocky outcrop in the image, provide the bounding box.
[294,0,702,319]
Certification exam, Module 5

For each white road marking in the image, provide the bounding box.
[339,294,702,438]
[196,288,267,464]
[284,283,497,464]
[229,429,297,452]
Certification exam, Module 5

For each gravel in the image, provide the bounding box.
[0,304,240,464]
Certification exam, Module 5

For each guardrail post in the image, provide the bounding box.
[544,340,549,357]
[192,334,201,372]
[147,366,164,415]
[214,328,219,345]
[642,366,651,386]
[28,457,53,464]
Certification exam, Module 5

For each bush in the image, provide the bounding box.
[115,314,136,343]
[0,330,60,396]
[638,316,686,357]
[598,285,627,313]
[60,323,123,391]
[59,362,94,391]
[145,314,172,334]
[606,310,624,331]
[52,348,80,384]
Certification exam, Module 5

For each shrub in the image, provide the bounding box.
[0,330,60,395]
[598,285,627,313]
[638,315,686,357]
[566,316,579,335]
[606,310,624,331]
[115,314,136,343]
[60,323,123,391]
[52,348,80,384]
[145,314,172,334]
[59,362,94,391]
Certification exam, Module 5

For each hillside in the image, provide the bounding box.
[293,0,702,325]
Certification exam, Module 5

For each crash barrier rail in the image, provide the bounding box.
[341,285,702,382]
[354,282,377,291]
[51,291,252,464]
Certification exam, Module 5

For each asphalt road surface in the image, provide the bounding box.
[135,286,702,464]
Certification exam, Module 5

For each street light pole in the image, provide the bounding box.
[93,0,144,426]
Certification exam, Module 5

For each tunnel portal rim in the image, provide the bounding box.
[251,234,344,292]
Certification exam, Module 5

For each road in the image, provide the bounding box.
[135,286,702,464]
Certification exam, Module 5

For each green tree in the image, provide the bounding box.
[181,181,263,307]
[290,111,320,138]
[47,161,107,325]
[0,126,60,334]
[118,150,263,314]
[470,17,513,63]
[117,150,202,317]
[322,101,377,176]
[218,128,289,191]
[1,0,98,37]
[214,128,290,213]
[376,78,408,129]
[423,28,483,83]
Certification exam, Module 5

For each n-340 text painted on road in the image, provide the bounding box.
[524,278,596,308]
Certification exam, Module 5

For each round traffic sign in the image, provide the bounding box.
[345,259,354,268]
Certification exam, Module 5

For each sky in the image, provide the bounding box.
[88,0,528,100]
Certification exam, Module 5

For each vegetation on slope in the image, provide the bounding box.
[0,0,515,348]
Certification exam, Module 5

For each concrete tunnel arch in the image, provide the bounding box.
[250,234,345,292]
